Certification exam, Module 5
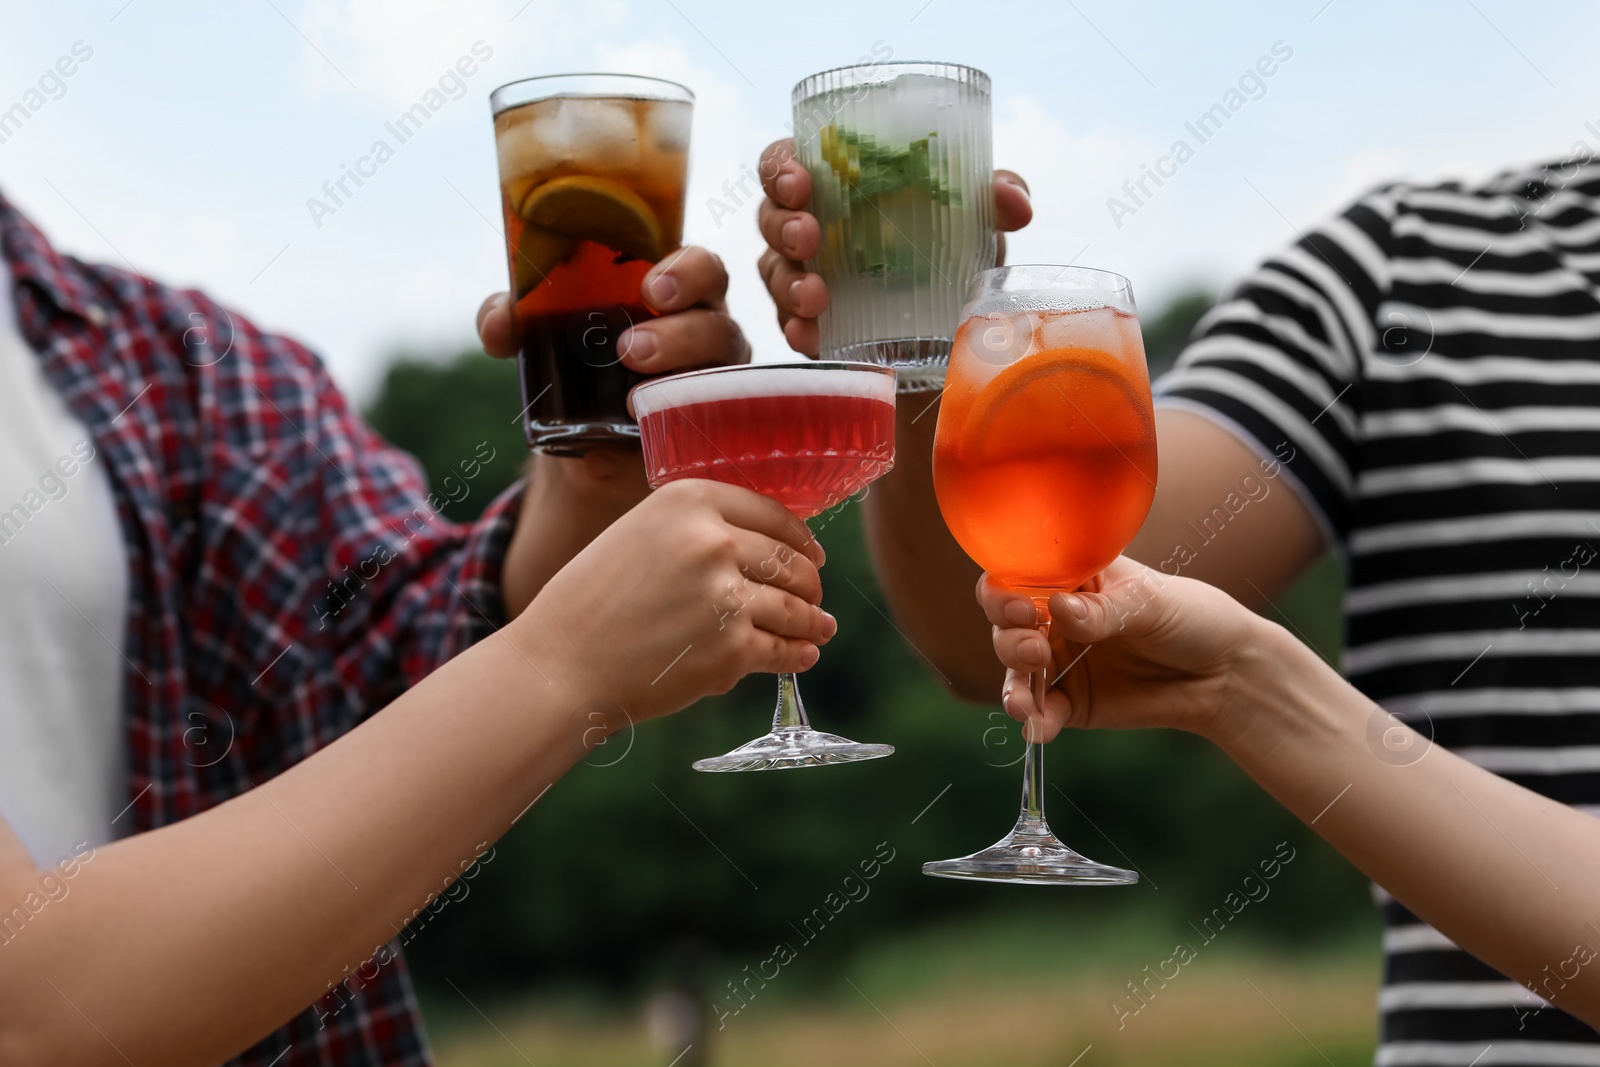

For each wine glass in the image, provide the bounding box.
[631,362,897,771]
[924,266,1157,884]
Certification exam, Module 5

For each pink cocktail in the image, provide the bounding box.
[631,362,897,772]
[635,365,894,516]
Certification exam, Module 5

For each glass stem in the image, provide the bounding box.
[1016,620,1051,837]
[772,673,811,732]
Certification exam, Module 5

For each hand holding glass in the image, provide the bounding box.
[632,362,897,772]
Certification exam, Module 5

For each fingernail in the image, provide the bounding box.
[621,328,657,365]
[776,171,798,203]
[1023,635,1048,663]
[1007,177,1032,203]
[649,272,679,306]
[1063,595,1088,622]
[1003,599,1035,627]
[820,610,837,638]
[781,218,802,251]
[788,278,804,307]
[800,644,820,670]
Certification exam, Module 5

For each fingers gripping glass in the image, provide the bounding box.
[631,362,898,771]
[925,266,1158,884]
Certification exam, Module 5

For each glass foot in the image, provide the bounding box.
[830,337,951,374]
[692,726,894,773]
[922,822,1138,886]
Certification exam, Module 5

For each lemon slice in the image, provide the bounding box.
[961,346,1150,460]
[513,224,575,296]
[517,175,663,263]
[818,124,861,186]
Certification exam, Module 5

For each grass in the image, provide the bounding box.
[422,912,1381,1067]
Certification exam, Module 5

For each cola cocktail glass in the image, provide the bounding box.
[491,74,693,454]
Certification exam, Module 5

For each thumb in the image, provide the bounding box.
[994,170,1032,232]
[477,292,515,360]
[1048,560,1167,643]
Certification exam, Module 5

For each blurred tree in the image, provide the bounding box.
[364,350,526,523]
[1141,287,1214,379]
[363,313,1368,1005]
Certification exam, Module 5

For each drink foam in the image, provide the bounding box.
[632,364,893,417]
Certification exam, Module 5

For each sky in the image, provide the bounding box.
[2,0,1598,403]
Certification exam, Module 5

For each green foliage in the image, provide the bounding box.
[1142,288,1215,380]
[364,351,527,524]
[1270,552,1346,666]
[361,309,1370,1005]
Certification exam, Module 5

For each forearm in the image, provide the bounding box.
[503,449,650,618]
[0,626,586,1066]
[1217,621,1600,1025]
[1123,409,1325,610]
[864,398,999,701]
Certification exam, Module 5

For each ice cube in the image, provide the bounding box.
[863,73,969,143]
[888,72,965,109]
[496,107,550,180]
[645,99,692,152]
[534,97,639,171]
[1035,305,1130,356]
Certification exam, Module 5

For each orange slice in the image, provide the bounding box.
[517,175,663,263]
[961,346,1150,460]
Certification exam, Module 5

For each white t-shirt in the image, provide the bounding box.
[0,263,128,865]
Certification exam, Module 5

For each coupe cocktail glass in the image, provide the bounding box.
[925,266,1157,884]
[632,362,898,771]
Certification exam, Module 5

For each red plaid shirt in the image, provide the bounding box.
[3,192,523,1066]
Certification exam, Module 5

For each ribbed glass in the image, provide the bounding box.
[791,62,994,376]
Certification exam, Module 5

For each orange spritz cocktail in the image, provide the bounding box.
[924,265,1156,887]
[933,304,1156,597]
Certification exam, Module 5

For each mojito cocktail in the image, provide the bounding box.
[792,62,994,386]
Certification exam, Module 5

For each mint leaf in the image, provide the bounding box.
[820,124,960,207]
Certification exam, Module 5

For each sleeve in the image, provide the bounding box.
[167,281,529,722]
[299,363,528,713]
[1153,188,1395,550]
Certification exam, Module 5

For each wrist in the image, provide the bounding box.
[504,449,648,616]
[500,596,614,761]
[1204,614,1346,768]
[524,448,649,530]
[529,445,646,488]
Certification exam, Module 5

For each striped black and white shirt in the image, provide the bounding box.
[1157,153,1600,1066]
